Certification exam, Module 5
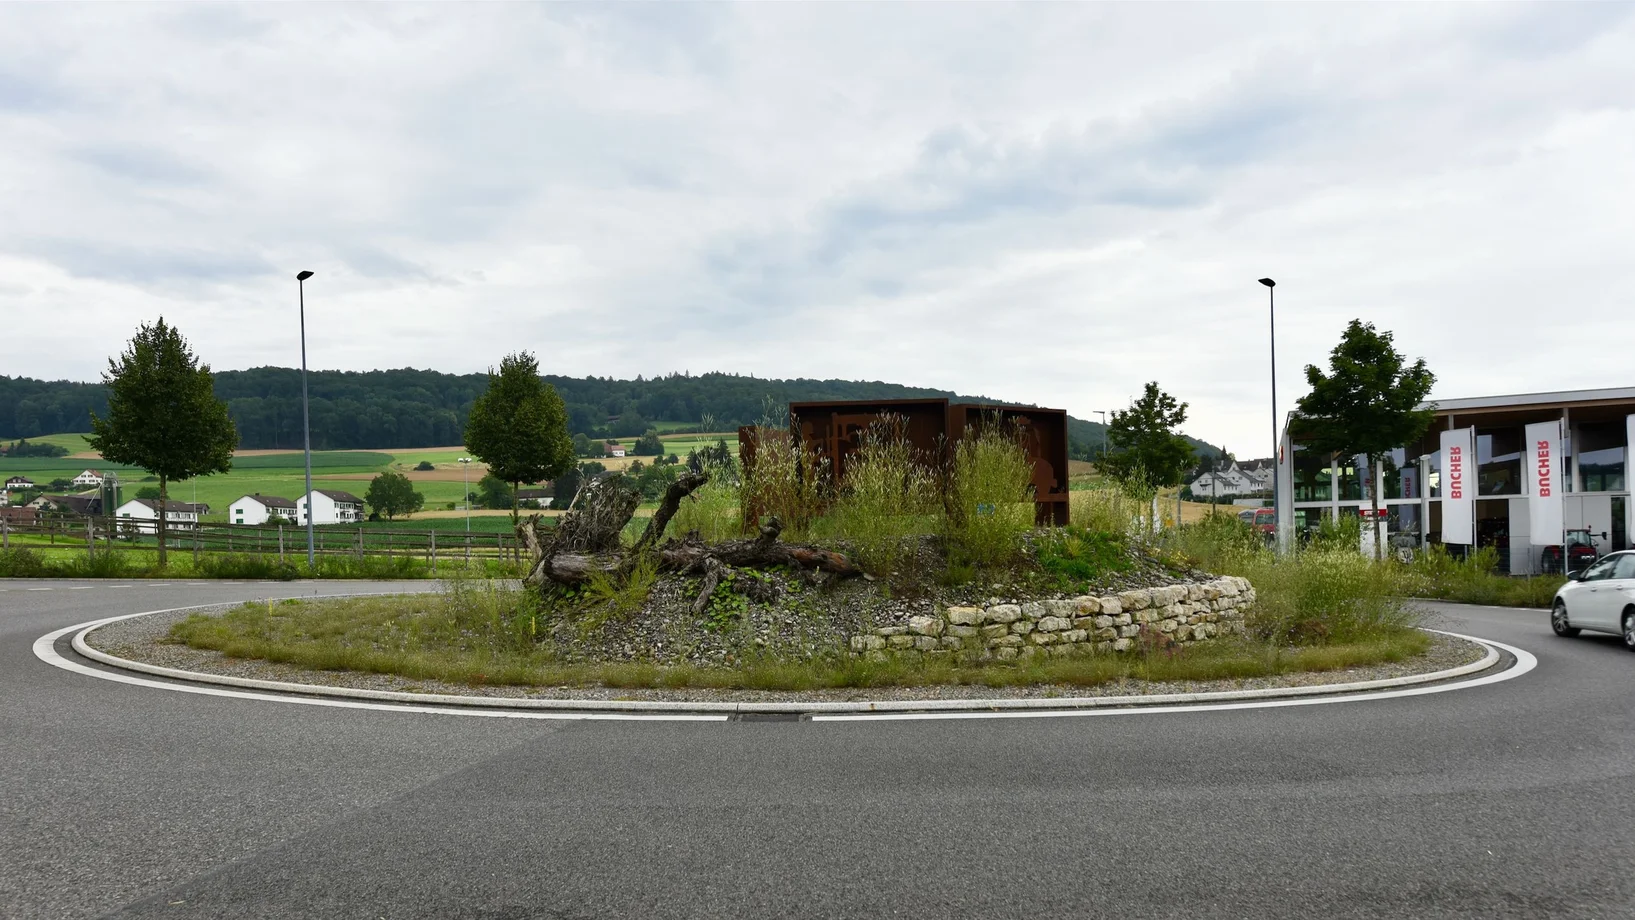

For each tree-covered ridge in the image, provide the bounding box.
[1,368,1217,459]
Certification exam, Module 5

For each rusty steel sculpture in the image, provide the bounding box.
[740,398,1070,526]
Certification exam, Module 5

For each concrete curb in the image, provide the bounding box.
[72,602,1503,714]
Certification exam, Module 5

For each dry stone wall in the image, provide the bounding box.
[848,576,1255,661]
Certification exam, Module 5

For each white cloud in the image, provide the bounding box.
[1,3,1632,455]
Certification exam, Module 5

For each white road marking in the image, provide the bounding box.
[811,630,1538,722]
[32,601,726,723]
[68,587,92,590]
[27,588,51,592]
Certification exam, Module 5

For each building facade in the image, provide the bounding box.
[298,489,366,525]
[1277,386,1635,573]
[114,499,204,533]
[230,494,299,526]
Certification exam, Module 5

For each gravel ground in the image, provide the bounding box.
[83,603,1491,704]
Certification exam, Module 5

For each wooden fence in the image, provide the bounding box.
[0,514,532,569]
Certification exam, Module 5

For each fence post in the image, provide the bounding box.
[3,517,8,549]
[429,529,436,574]
[278,524,285,563]
[86,519,96,561]
[358,527,364,558]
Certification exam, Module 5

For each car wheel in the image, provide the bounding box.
[1623,610,1635,652]
[1552,600,1580,638]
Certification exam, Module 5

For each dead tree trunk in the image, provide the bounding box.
[515,471,861,592]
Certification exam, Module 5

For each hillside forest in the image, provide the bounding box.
[0,369,1222,462]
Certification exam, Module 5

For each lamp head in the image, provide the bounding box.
[1258,278,1275,288]
[296,270,314,281]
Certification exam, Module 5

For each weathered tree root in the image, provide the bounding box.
[517,470,862,593]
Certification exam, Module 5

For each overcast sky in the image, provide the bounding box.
[2,3,1632,456]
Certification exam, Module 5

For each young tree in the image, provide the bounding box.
[365,471,424,521]
[1296,319,1436,559]
[88,318,237,568]
[476,473,516,511]
[463,352,575,523]
[1099,382,1196,494]
[633,429,664,456]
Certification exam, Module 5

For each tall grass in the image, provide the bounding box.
[945,423,1034,569]
[740,425,828,539]
[818,417,939,575]
[1397,545,1564,607]
[671,470,745,543]
[1071,481,1151,543]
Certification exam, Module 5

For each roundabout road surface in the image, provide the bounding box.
[3,579,1633,920]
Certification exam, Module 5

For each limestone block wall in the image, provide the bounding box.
[848,576,1255,661]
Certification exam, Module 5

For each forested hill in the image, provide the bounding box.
[0,368,1220,460]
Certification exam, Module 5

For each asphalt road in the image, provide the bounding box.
[2,579,1632,920]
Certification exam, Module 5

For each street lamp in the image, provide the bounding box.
[1093,410,1108,461]
[1259,277,1279,550]
[297,270,316,569]
[458,457,472,533]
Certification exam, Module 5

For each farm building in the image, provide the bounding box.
[71,469,106,487]
[298,489,367,525]
[114,498,205,533]
[230,494,299,526]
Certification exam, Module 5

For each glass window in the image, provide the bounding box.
[1378,448,1421,500]
[1293,507,1329,545]
[1576,422,1625,492]
[1291,442,1332,503]
[1582,556,1619,582]
[1387,504,1421,537]
[1476,427,1522,496]
[1612,554,1635,580]
[1337,454,1370,501]
[1426,448,1441,498]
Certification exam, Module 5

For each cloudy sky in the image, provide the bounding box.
[2,3,1632,456]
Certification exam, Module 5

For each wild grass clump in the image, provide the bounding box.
[740,425,827,539]
[671,474,745,543]
[0,547,52,577]
[309,553,432,579]
[818,417,939,576]
[945,423,1034,569]
[1162,511,1265,573]
[1398,545,1563,607]
[196,553,301,581]
[578,552,661,631]
[1034,526,1132,593]
[1071,482,1149,543]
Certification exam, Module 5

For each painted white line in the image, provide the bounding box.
[811,630,1537,722]
[68,587,92,591]
[33,601,725,723]
[108,585,133,588]
[27,588,52,592]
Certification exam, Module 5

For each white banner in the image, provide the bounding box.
[1525,420,1563,546]
[1440,427,1475,545]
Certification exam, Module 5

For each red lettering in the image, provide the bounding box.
[1537,440,1552,497]
[1447,445,1463,499]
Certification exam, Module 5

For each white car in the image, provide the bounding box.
[1551,550,1635,650]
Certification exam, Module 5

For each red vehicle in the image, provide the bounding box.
[1541,529,1601,575]
[1237,508,1275,541]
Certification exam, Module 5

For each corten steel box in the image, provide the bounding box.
[740,398,1070,526]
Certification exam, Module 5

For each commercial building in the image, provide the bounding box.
[1277,386,1635,573]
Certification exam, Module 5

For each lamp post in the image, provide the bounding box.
[1259,277,1279,550]
[297,270,316,569]
[458,457,472,533]
[1094,410,1107,462]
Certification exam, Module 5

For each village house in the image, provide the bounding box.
[114,498,205,533]
[28,494,105,517]
[606,441,627,458]
[5,476,36,493]
[71,469,106,487]
[297,489,367,525]
[1188,460,1274,499]
[229,493,299,526]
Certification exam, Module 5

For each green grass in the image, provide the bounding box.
[165,590,1434,690]
[0,544,518,579]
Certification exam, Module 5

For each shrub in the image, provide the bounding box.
[414,461,435,471]
[0,547,50,577]
[819,416,939,575]
[55,551,140,579]
[944,423,1034,569]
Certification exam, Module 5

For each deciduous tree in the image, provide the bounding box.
[464,352,575,523]
[1295,320,1436,559]
[88,318,237,568]
[365,471,424,521]
[1099,382,1196,494]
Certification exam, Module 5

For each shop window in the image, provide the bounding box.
[1476,427,1522,496]
[1378,448,1422,500]
[1387,503,1421,539]
[1576,422,1625,492]
[1293,507,1329,546]
[1426,448,1441,498]
[1290,442,1332,503]
[1337,454,1370,501]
